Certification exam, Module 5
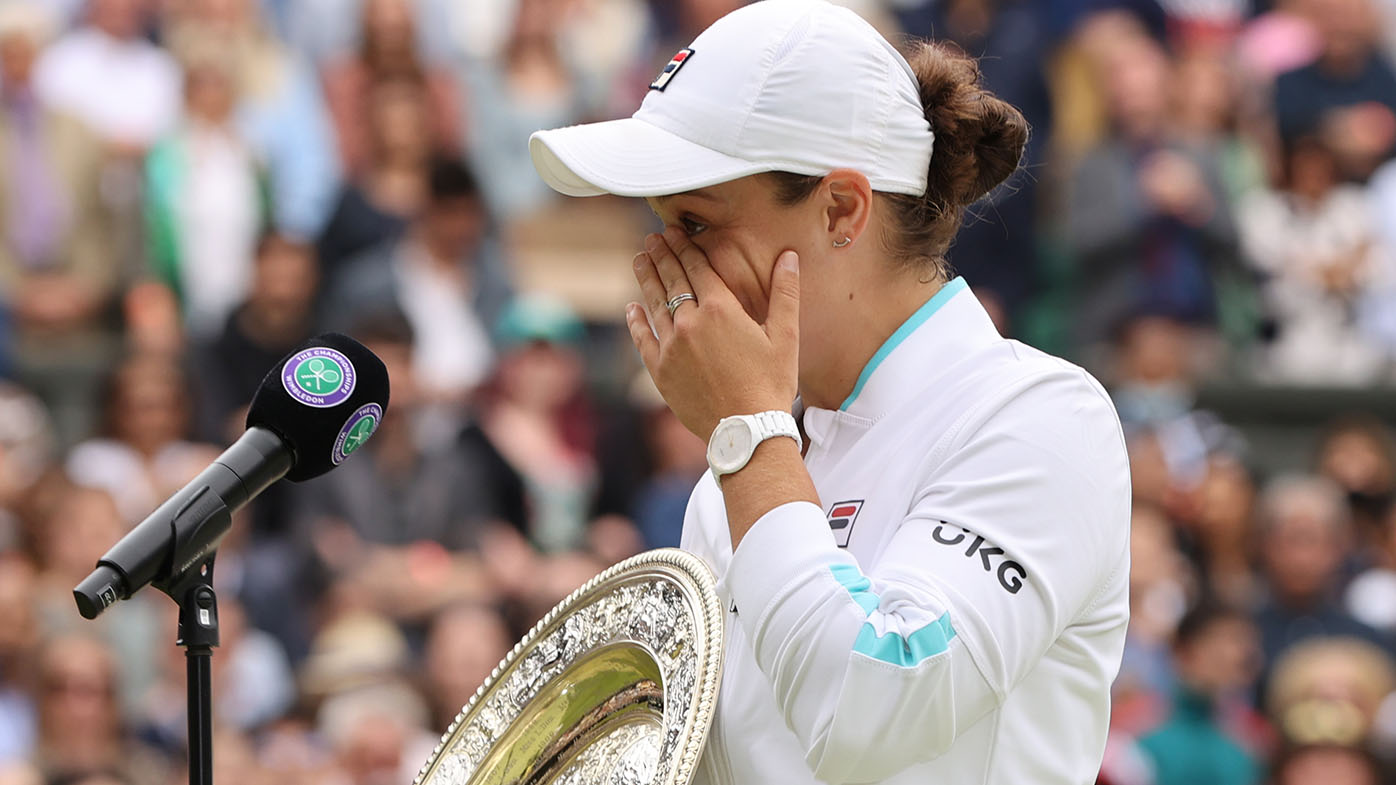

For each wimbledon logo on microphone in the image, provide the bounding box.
[282,347,356,408]
[332,403,382,465]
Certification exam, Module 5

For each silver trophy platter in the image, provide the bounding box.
[413,548,725,785]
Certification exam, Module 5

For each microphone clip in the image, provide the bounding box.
[166,555,222,652]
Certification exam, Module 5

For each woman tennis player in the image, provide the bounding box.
[530,1,1130,783]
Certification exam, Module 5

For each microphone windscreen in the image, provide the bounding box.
[246,333,391,481]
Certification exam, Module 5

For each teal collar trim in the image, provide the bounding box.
[838,277,968,412]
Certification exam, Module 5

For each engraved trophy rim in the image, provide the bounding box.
[412,547,725,785]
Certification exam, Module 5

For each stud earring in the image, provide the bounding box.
[833,237,852,248]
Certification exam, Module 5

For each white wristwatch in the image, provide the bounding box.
[707,410,801,481]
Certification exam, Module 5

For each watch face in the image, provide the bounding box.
[709,418,755,474]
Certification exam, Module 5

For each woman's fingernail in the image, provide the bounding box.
[780,252,799,270]
[644,234,662,251]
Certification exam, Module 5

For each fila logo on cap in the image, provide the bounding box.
[650,48,694,92]
[828,500,863,547]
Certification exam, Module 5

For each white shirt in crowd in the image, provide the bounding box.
[682,279,1132,785]
[176,124,262,340]
[1239,184,1396,384]
[395,242,495,398]
[33,27,180,148]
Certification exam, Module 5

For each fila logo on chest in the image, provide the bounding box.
[827,500,864,547]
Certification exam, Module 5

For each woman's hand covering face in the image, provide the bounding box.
[625,225,801,442]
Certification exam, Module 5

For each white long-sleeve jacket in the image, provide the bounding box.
[681,278,1131,785]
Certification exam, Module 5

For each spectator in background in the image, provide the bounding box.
[462,0,607,220]
[322,158,511,405]
[458,295,597,555]
[281,0,455,68]
[1253,476,1392,681]
[0,5,122,448]
[65,354,218,525]
[1066,30,1241,358]
[1345,503,1396,635]
[1317,416,1396,540]
[316,681,435,785]
[1110,315,1201,427]
[136,598,294,753]
[0,557,36,765]
[24,480,160,720]
[292,316,497,633]
[0,385,54,551]
[1269,744,1382,785]
[1173,47,1267,205]
[1238,134,1395,384]
[1172,44,1269,349]
[1114,502,1193,734]
[255,715,338,784]
[145,32,265,341]
[209,731,269,785]
[1274,0,1396,179]
[321,0,462,178]
[510,548,607,632]
[549,0,653,119]
[164,0,340,240]
[33,0,179,151]
[1266,637,1395,751]
[316,76,432,277]
[210,599,296,733]
[30,635,168,784]
[627,372,706,549]
[193,232,318,443]
[422,604,510,731]
[298,610,411,706]
[1137,603,1264,785]
[1191,454,1264,609]
[190,234,316,652]
[120,278,185,357]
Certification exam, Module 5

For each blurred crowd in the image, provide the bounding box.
[0,0,1390,784]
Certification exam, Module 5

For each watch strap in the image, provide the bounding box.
[749,410,799,445]
[709,410,800,480]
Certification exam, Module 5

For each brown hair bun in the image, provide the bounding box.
[767,42,1029,275]
[909,41,1029,211]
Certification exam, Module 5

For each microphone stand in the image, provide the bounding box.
[143,488,236,785]
[160,555,220,785]
[75,430,295,785]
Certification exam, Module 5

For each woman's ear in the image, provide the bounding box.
[822,169,873,248]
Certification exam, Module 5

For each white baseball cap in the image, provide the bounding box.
[529,0,935,199]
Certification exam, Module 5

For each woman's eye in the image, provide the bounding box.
[679,216,708,236]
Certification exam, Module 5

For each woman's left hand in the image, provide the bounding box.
[624,227,800,442]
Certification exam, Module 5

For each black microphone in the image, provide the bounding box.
[73,333,390,620]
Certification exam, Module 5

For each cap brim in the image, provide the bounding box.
[530,117,772,198]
